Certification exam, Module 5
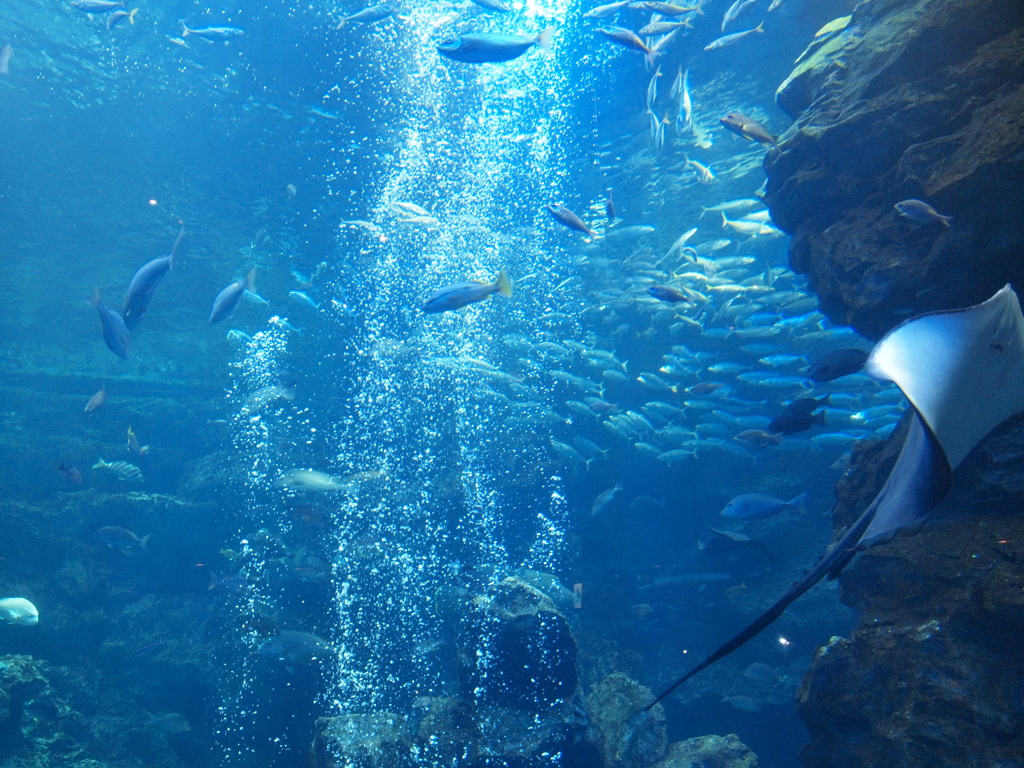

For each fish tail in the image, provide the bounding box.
[90,287,101,308]
[245,267,258,293]
[536,26,556,51]
[940,215,953,227]
[789,491,808,515]
[335,18,347,28]
[180,21,190,36]
[208,572,219,590]
[128,7,138,22]
[140,533,151,550]
[493,270,513,297]
[721,211,730,229]
[754,20,764,32]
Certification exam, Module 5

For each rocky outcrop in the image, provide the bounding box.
[797,413,1024,767]
[653,734,757,768]
[765,0,1024,339]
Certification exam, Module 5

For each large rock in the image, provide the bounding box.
[797,414,1024,767]
[765,0,1024,339]
[585,673,666,768]
[653,735,757,768]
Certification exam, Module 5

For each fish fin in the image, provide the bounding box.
[180,21,190,36]
[494,270,513,297]
[812,410,827,427]
[536,26,556,51]
[208,572,219,590]
[755,21,764,32]
[720,211,728,229]
[245,267,258,293]
[128,7,138,23]
[89,287,101,308]
[788,491,808,515]
[940,215,953,227]
[139,533,151,550]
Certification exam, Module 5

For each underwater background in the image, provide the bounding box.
[2,0,1023,766]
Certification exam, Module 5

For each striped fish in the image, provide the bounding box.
[92,458,144,482]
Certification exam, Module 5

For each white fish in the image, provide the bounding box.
[721,0,758,31]
[274,469,346,492]
[0,598,38,626]
[591,481,624,515]
[684,155,715,183]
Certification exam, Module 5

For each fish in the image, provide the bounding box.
[721,0,758,31]
[648,286,690,304]
[768,409,825,435]
[122,222,184,330]
[722,695,760,712]
[0,43,11,75]
[208,572,249,595]
[226,329,253,343]
[809,348,869,382]
[646,66,661,112]
[106,8,138,28]
[258,630,333,666]
[470,0,511,10]
[645,285,1024,709]
[423,270,512,313]
[94,525,150,550]
[639,20,689,35]
[591,481,624,515]
[595,27,657,65]
[180,23,245,41]
[437,28,554,63]
[274,469,347,492]
[57,462,83,484]
[92,458,144,482]
[582,0,631,19]
[606,192,616,222]
[145,712,190,733]
[704,22,763,50]
[720,491,807,519]
[630,1,700,15]
[84,386,107,413]
[708,527,752,542]
[545,204,595,236]
[90,289,131,360]
[720,112,779,149]
[210,268,257,324]
[289,291,321,310]
[676,66,692,134]
[684,155,715,183]
[336,3,395,28]
[0,598,38,626]
[895,199,953,226]
[240,382,297,416]
[126,425,150,455]
[733,429,782,447]
[70,0,124,11]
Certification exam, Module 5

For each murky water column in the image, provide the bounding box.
[319,0,578,743]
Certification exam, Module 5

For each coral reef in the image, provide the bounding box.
[766,0,1024,339]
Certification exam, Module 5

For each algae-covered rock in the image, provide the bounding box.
[654,735,758,768]
[766,0,1024,339]
[310,712,413,768]
[586,673,666,768]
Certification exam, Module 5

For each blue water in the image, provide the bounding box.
[0,0,877,766]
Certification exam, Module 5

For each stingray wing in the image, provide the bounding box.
[866,284,1024,470]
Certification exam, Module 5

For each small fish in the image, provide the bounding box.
[94,525,150,549]
[269,316,301,333]
[0,43,12,75]
[700,198,762,215]
[721,0,757,31]
[423,270,512,314]
[708,527,752,542]
[84,386,107,413]
[809,348,869,382]
[274,469,346,492]
[336,3,395,28]
[106,7,138,28]
[57,462,83,484]
[92,457,144,482]
[89,289,131,360]
[630,1,700,15]
[258,630,333,666]
[70,0,124,11]
[582,0,630,18]
[676,66,693,134]
[648,285,690,303]
[208,571,249,595]
[470,0,512,11]
[286,184,298,199]
[289,291,321,310]
[545,204,596,236]
[133,639,166,655]
[210,268,257,324]
[591,480,624,515]
[122,222,184,330]
[606,192,616,222]
[240,382,297,417]
[437,28,554,63]
[639,19,689,35]
[895,199,953,226]
[704,22,763,50]
[596,26,657,65]
[768,410,824,434]
[180,23,245,41]
[684,155,715,183]
[720,112,779,149]
[126,425,150,455]
[733,429,782,447]
[226,329,253,343]
[721,491,807,520]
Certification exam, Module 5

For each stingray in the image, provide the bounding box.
[647,285,1024,709]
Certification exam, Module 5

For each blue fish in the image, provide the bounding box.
[180,23,245,41]
[89,289,131,359]
[122,223,184,330]
[720,492,807,520]
[210,268,256,324]
[70,0,124,12]
[423,271,512,314]
[437,28,554,63]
